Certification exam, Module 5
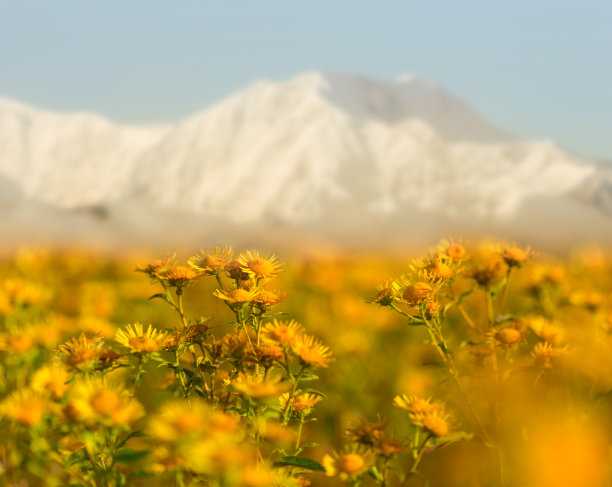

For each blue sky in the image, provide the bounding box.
[1,0,610,160]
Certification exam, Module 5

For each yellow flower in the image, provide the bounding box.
[236,250,283,279]
[291,334,334,368]
[253,289,288,308]
[231,373,290,399]
[246,343,285,368]
[494,327,522,347]
[444,243,467,260]
[188,246,234,275]
[322,446,373,480]
[136,253,176,279]
[526,316,564,345]
[213,287,260,305]
[0,326,37,353]
[532,342,569,368]
[2,278,50,308]
[238,463,281,487]
[425,258,454,280]
[0,390,47,427]
[393,395,441,418]
[279,392,323,414]
[154,265,202,288]
[261,319,304,347]
[56,333,105,369]
[467,260,506,288]
[68,378,144,426]
[501,244,533,268]
[31,364,70,399]
[393,279,435,306]
[149,400,210,442]
[394,395,453,437]
[115,322,167,353]
[421,413,451,437]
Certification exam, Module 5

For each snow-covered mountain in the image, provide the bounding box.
[0,72,610,231]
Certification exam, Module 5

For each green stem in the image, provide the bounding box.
[409,435,431,475]
[175,289,188,328]
[283,366,306,424]
[295,413,305,452]
[486,293,495,327]
[496,268,513,319]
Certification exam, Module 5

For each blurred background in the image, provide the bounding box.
[1,3,612,486]
[1,0,611,252]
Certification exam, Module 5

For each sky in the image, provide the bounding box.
[1,0,611,161]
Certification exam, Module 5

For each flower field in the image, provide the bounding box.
[0,241,611,486]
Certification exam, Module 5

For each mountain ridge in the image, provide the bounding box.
[0,72,610,232]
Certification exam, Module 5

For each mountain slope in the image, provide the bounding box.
[0,73,610,228]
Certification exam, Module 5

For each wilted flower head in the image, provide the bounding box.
[468,259,506,288]
[136,253,176,280]
[368,280,394,306]
[246,343,285,368]
[345,416,389,446]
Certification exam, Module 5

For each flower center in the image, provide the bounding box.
[339,453,365,474]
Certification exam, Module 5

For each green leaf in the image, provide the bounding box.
[116,431,146,450]
[300,374,319,382]
[438,341,454,355]
[300,442,320,449]
[115,448,149,464]
[273,456,325,472]
[368,465,384,482]
[300,389,327,398]
[489,275,509,298]
[148,293,173,306]
[407,320,426,327]
[128,470,153,478]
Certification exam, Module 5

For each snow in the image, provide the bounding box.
[0,72,608,226]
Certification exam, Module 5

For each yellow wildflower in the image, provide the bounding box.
[31,364,70,399]
[188,246,234,275]
[261,319,304,347]
[236,250,283,279]
[213,287,260,305]
[322,446,373,480]
[0,390,47,427]
[115,322,167,353]
[67,378,144,426]
[291,334,334,368]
